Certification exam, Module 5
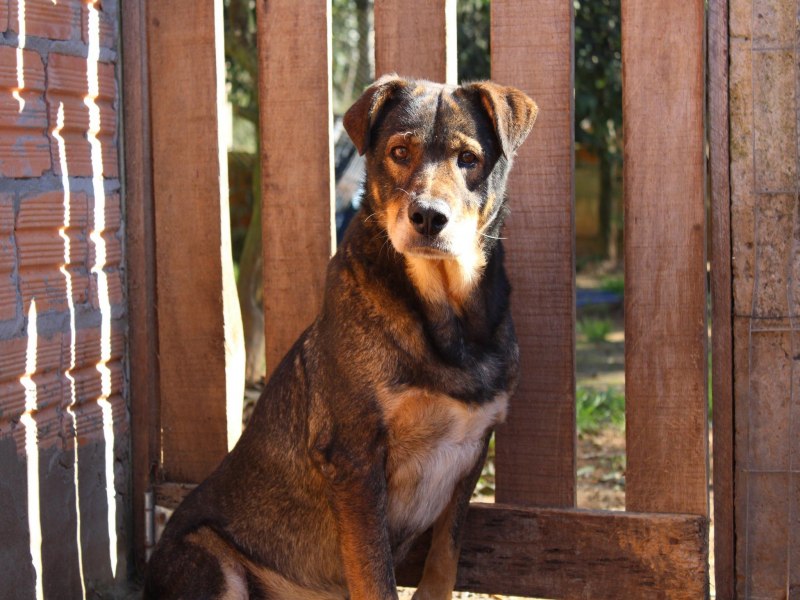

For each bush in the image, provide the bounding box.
[578,317,613,342]
[577,387,625,433]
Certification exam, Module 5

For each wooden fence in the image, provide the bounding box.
[124,0,717,597]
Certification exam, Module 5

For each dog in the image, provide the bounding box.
[144,75,537,600]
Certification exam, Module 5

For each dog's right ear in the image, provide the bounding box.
[344,74,406,155]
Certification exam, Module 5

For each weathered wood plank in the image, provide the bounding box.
[397,503,708,599]
[256,0,334,376]
[491,0,576,507]
[148,0,231,482]
[374,0,456,83]
[621,0,709,516]
[708,0,734,595]
[122,0,159,573]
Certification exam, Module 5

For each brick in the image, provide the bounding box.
[69,360,123,408]
[0,0,8,33]
[88,191,121,232]
[70,389,126,442]
[0,331,63,382]
[0,46,50,177]
[89,267,123,308]
[46,52,118,178]
[17,191,89,231]
[81,2,115,49]
[16,229,88,269]
[20,268,90,313]
[88,232,121,268]
[15,189,94,313]
[0,194,16,321]
[0,275,16,320]
[8,0,77,41]
[69,325,124,366]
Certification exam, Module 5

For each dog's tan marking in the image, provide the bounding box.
[404,232,486,312]
[447,132,483,157]
[380,387,507,536]
[413,497,459,600]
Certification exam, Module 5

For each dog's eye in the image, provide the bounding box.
[459,151,478,166]
[390,146,409,161]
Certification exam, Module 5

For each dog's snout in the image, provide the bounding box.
[408,199,450,237]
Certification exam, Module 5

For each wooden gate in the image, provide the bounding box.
[123,0,711,597]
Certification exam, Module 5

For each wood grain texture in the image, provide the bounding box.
[491,0,576,507]
[148,0,229,482]
[256,0,334,376]
[622,0,709,516]
[396,503,709,599]
[374,0,456,83]
[708,0,734,596]
[122,0,159,573]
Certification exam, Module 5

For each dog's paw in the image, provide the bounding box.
[410,588,452,600]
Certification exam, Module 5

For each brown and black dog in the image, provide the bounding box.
[144,75,537,600]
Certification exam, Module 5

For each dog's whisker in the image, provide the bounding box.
[481,233,507,240]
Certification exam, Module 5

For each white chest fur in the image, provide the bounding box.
[380,387,508,536]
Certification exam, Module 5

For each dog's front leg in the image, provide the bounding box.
[412,434,491,600]
[314,436,398,600]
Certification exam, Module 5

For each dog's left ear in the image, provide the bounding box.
[344,74,407,155]
[465,82,538,157]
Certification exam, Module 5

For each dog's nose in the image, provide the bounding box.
[408,199,450,237]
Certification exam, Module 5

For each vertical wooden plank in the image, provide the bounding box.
[491,0,576,507]
[121,0,159,573]
[256,0,334,374]
[148,0,230,482]
[708,0,735,595]
[622,0,709,517]
[374,0,456,83]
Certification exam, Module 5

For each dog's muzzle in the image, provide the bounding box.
[408,198,451,238]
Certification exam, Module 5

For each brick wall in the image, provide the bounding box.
[0,1,128,598]
[728,0,799,596]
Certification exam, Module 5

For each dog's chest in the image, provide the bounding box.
[381,388,508,536]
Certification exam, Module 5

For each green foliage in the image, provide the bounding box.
[332,0,373,113]
[457,0,491,82]
[574,0,622,158]
[224,0,259,127]
[599,275,624,294]
[578,317,613,342]
[576,387,625,433]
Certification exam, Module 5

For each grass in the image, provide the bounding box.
[577,317,613,342]
[599,274,624,294]
[576,386,625,434]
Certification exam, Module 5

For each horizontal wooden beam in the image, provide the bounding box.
[155,485,707,598]
[397,503,708,599]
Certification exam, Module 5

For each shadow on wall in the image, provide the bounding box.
[0,1,128,597]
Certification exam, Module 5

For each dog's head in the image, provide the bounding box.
[344,75,537,274]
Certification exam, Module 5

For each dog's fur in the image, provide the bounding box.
[144,75,537,600]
